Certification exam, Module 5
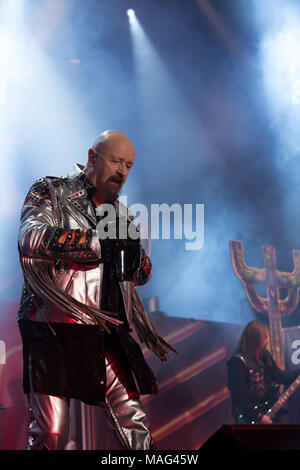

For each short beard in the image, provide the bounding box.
[95,183,121,203]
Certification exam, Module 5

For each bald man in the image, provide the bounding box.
[18,130,174,450]
[85,130,135,205]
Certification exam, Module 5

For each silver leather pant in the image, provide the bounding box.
[27,355,155,450]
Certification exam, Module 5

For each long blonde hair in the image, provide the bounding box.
[235,320,269,359]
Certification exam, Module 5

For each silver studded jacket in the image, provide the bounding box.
[18,164,175,360]
[18,164,151,326]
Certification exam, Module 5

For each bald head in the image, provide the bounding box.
[91,130,135,156]
[84,130,135,205]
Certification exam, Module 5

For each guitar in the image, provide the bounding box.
[264,374,300,422]
[236,374,300,423]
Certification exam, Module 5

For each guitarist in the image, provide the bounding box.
[227,320,299,424]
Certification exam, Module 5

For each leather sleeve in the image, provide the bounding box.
[18,178,101,263]
[227,355,252,410]
[264,350,300,386]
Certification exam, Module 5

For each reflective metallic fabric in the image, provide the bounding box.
[27,393,70,450]
[18,165,137,327]
[105,343,155,450]
[27,356,155,450]
[18,164,175,361]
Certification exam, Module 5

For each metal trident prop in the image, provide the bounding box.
[230,241,300,370]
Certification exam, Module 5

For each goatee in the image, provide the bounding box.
[96,183,122,203]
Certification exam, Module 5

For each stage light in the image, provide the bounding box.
[127,9,135,18]
[259,15,300,158]
[254,0,300,156]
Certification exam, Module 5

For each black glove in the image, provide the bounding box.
[115,239,142,281]
[100,238,141,281]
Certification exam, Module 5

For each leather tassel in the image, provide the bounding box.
[20,257,177,360]
[20,256,123,333]
[132,286,177,361]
